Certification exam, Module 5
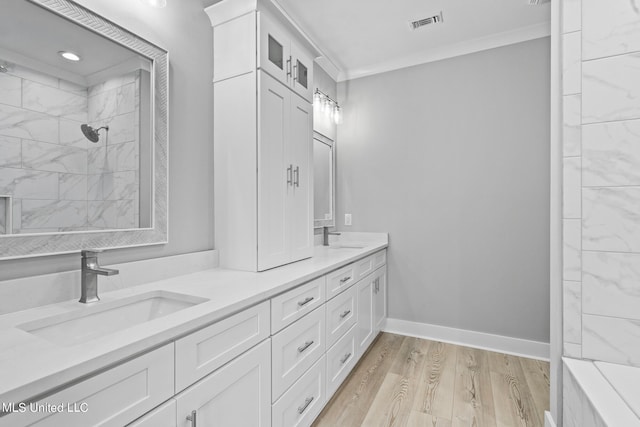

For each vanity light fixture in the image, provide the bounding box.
[140,0,167,7]
[58,51,81,62]
[314,88,343,125]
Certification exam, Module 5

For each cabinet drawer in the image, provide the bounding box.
[271,277,325,334]
[272,306,325,401]
[0,344,174,427]
[354,254,375,282]
[176,339,271,427]
[175,301,270,392]
[373,250,386,270]
[127,400,176,427]
[326,325,357,397]
[272,355,326,427]
[325,285,357,349]
[326,263,356,300]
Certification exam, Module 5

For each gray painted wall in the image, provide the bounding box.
[0,0,214,280]
[337,38,551,342]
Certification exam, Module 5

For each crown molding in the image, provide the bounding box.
[338,21,551,82]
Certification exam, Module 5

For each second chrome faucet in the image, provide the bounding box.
[80,250,119,303]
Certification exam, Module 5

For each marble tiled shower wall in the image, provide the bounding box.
[561,0,640,366]
[0,65,140,233]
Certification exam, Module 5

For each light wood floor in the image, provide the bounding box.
[313,333,550,427]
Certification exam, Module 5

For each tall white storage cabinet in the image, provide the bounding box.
[206,0,316,271]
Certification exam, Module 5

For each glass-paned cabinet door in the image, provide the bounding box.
[258,12,290,86]
[291,40,314,102]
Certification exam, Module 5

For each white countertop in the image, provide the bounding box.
[0,233,388,405]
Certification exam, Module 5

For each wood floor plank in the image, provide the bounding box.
[361,337,430,426]
[407,410,452,427]
[314,334,549,427]
[519,358,551,421]
[451,346,497,427]
[487,352,544,427]
[411,341,457,420]
[312,333,403,427]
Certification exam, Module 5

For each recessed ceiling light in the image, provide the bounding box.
[59,51,81,62]
[139,0,167,7]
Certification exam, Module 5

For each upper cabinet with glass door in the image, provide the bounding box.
[258,11,313,102]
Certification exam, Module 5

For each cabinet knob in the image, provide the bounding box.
[287,164,293,186]
[186,410,197,427]
[340,276,351,284]
[297,296,314,307]
[340,352,352,364]
[339,309,351,319]
[294,166,300,187]
[297,340,314,353]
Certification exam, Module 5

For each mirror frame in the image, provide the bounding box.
[313,131,336,229]
[0,0,168,260]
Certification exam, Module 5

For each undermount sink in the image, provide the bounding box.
[18,291,208,346]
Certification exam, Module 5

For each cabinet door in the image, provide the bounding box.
[290,40,314,102]
[356,274,375,359]
[127,400,176,427]
[373,268,387,334]
[176,339,271,427]
[258,12,290,87]
[288,93,313,263]
[258,71,291,271]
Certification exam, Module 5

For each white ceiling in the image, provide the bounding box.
[203,0,550,81]
[1,0,145,86]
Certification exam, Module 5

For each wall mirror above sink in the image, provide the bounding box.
[313,131,335,228]
[0,0,168,259]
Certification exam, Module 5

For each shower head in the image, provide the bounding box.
[80,124,109,143]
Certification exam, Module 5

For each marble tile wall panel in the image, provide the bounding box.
[564,342,582,358]
[583,251,640,320]
[0,104,59,144]
[563,219,582,281]
[22,140,87,174]
[87,146,108,174]
[58,80,87,95]
[88,72,137,97]
[0,74,22,107]
[583,314,640,366]
[563,31,582,95]
[12,202,21,233]
[563,94,582,157]
[583,0,640,60]
[9,65,58,88]
[59,173,87,201]
[102,171,137,201]
[0,198,6,234]
[87,199,136,229]
[583,53,640,124]
[87,174,103,201]
[88,83,135,123]
[105,112,137,145]
[564,281,582,343]
[59,119,88,148]
[0,136,21,168]
[562,0,581,34]
[563,157,581,218]
[108,142,138,172]
[21,200,87,229]
[22,80,87,122]
[583,119,640,186]
[0,168,57,199]
[583,187,640,252]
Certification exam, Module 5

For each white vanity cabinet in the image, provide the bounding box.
[356,266,387,358]
[207,1,317,272]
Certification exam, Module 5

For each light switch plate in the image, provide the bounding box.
[345,214,352,226]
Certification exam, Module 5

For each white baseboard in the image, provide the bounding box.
[383,318,550,361]
[545,411,557,427]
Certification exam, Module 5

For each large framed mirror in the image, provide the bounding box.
[313,132,335,228]
[0,0,168,259]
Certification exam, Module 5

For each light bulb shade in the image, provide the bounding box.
[334,106,343,124]
[313,92,322,110]
[140,0,167,7]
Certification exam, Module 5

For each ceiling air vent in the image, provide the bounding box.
[409,12,444,30]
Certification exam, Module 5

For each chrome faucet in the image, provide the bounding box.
[80,250,119,303]
[323,226,341,246]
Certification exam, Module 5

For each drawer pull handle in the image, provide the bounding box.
[340,352,352,364]
[297,340,314,353]
[340,276,351,284]
[297,296,314,307]
[297,396,314,414]
[186,410,197,427]
[339,309,351,319]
